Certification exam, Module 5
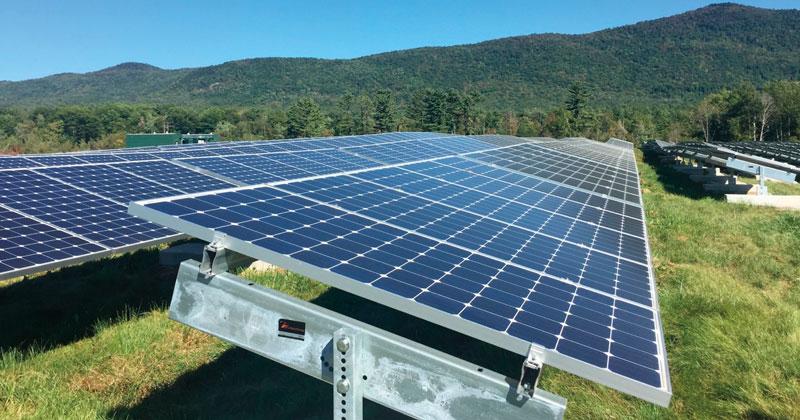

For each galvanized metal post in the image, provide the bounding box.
[759,166,768,196]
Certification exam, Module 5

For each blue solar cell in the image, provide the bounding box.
[109,153,158,161]
[227,155,316,180]
[467,144,640,204]
[296,150,381,172]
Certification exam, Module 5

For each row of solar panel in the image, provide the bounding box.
[536,138,637,172]
[2,131,668,404]
[0,132,437,169]
[718,141,800,167]
[0,133,489,278]
[0,133,642,282]
[133,142,665,395]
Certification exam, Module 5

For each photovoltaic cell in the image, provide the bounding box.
[294,150,382,172]
[226,155,315,180]
[114,153,159,161]
[538,140,637,172]
[179,157,281,184]
[75,154,126,164]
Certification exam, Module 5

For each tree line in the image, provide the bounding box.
[693,81,800,143]
[0,81,798,154]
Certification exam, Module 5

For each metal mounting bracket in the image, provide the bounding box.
[517,345,544,398]
[199,237,255,277]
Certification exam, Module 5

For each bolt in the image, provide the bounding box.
[336,337,351,353]
[336,378,350,395]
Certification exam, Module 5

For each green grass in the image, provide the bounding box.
[1,152,799,419]
[737,175,800,196]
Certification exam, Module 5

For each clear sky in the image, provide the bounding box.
[0,0,796,81]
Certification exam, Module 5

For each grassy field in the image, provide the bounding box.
[736,175,800,196]
[1,151,799,419]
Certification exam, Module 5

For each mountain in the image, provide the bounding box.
[1,3,798,109]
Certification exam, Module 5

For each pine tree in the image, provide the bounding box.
[332,93,356,136]
[565,81,591,134]
[286,97,326,138]
[373,89,397,133]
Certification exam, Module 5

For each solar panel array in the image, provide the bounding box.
[129,134,671,405]
[0,132,465,279]
[715,141,800,167]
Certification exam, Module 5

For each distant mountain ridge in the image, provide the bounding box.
[1,3,798,109]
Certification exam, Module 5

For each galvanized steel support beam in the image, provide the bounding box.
[168,259,567,420]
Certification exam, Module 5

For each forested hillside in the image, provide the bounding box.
[0,3,798,109]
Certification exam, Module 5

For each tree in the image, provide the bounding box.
[765,80,800,141]
[408,89,447,132]
[331,93,356,136]
[758,92,775,142]
[565,81,590,121]
[286,98,326,138]
[354,95,375,134]
[694,94,723,142]
[725,83,761,141]
[542,109,572,138]
[455,91,481,134]
[502,112,519,136]
[373,89,397,133]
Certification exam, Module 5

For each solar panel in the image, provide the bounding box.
[35,165,184,204]
[226,155,316,180]
[607,138,635,150]
[179,157,279,184]
[130,136,670,406]
[75,154,126,164]
[27,155,86,166]
[0,207,105,277]
[716,141,800,167]
[537,139,638,173]
[115,152,160,161]
[468,143,641,204]
[2,131,670,404]
[0,157,40,169]
[112,161,236,193]
[0,170,174,248]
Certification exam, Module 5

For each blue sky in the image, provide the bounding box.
[0,0,796,81]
